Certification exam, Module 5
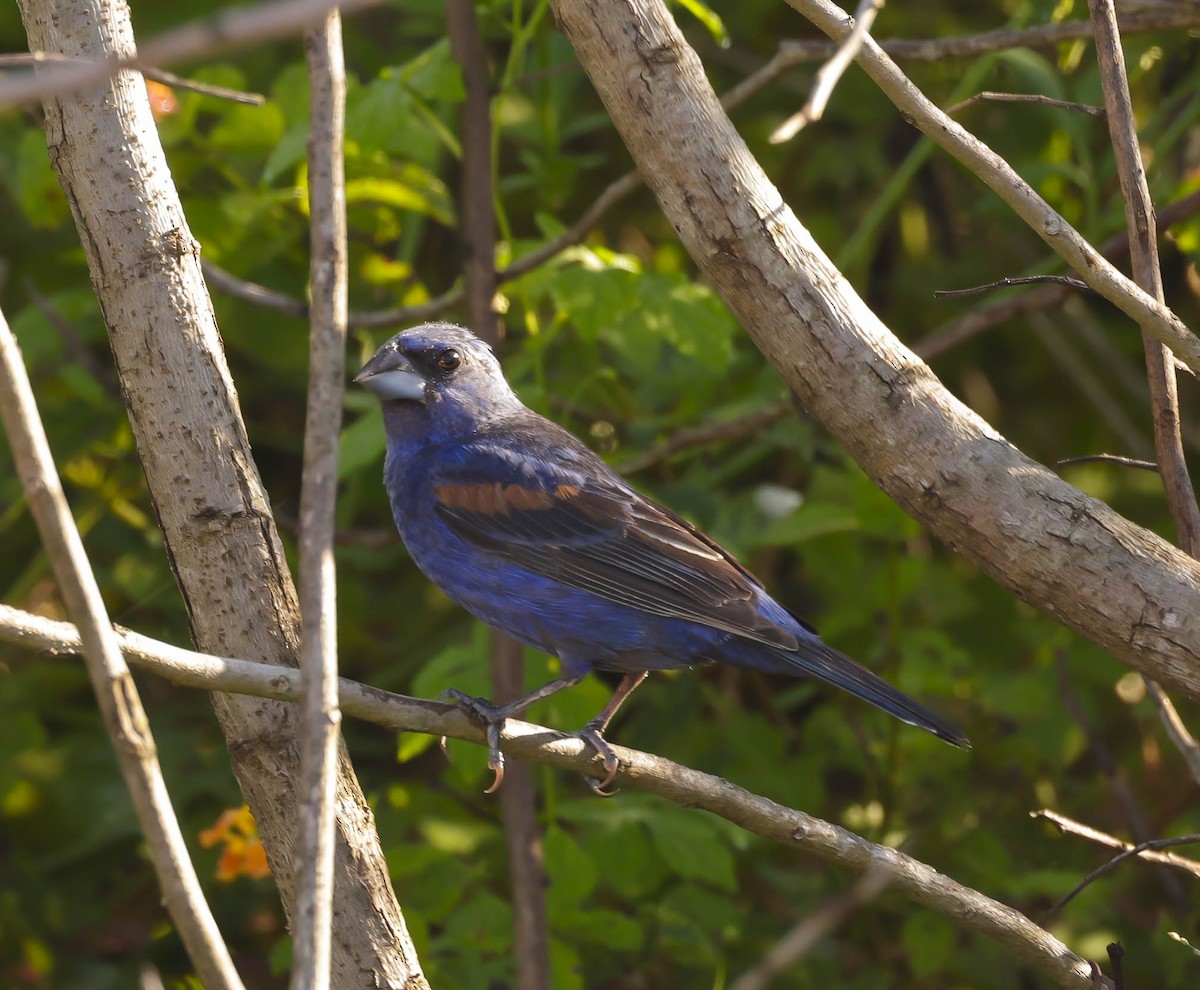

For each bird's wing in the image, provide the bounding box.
[429,453,800,651]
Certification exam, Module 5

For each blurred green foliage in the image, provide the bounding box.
[2,0,1200,987]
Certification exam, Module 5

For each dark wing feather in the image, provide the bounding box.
[432,474,799,650]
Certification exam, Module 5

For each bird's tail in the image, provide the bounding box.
[765,637,970,748]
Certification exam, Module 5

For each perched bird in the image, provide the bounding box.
[356,323,968,792]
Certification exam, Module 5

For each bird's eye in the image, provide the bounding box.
[437,348,462,372]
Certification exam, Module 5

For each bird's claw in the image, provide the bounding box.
[577,726,621,797]
[444,689,509,794]
[443,690,621,796]
[483,721,505,793]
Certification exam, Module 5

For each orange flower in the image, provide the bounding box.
[145,80,178,118]
[200,805,272,881]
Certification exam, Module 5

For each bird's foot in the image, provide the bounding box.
[576,723,621,797]
[442,690,622,796]
[444,689,508,793]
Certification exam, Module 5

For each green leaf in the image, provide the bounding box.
[553,908,644,951]
[261,125,309,186]
[901,912,956,979]
[396,732,436,763]
[410,627,490,702]
[14,129,69,229]
[750,501,862,549]
[344,170,455,226]
[208,103,285,154]
[400,40,466,103]
[645,811,737,892]
[673,0,729,47]
[418,817,494,855]
[338,407,386,479]
[543,827,598,909]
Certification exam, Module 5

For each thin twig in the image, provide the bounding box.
[142,66,265,105]
[202,42,791,325]
[770,0,884,142]
[776,6,1200,63]
[1143,680,1200,787]
[200,256,310,316]
[0,54,265,104]
[1089,0,1200,791]
[446,0,551,983]
[202,255,466,328]
[916,189,1200,360]
[1032,810,1200,879]
[1044,831,1200,917]
[196,7,1200,337]
[933,275,1090,299]
[783,0,1200,378]
[0,311,244,989]
[0,601,1109,990]
[946,91,1104,118]
[1055,454,1158,472]
[620,399,793,474]
[497,171,644,282]
[729,867,892,990]
[292,13,348,988]
[1090,0,1200,548]
[346,285,465,328]
[1054,655,1190,913]
[0,0,379,110]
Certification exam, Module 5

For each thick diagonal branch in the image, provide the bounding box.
[547,0,1200,704]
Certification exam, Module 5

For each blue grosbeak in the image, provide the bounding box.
[357,323,967,792]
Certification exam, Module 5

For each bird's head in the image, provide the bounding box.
[354,323,520,434]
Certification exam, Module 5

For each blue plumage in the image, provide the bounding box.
[357,323,967,791]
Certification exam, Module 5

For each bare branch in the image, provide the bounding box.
[776,5,1200,63]
[0,0,380,110]
[770,0,883,142]
[946,91,1105,118]
[1039,825,1200,917]
[0,601,1110,990]
[142,65,265,105]
[783,0,1200,377]
[497,171,644,282]
[933,275,1090,299]
[200,257,311,316]
[1055,454,1159,472]
[620,399,794,474]
[1090,0,1200,549]
[1089,0,1200,788]
[0,310,244,990]
[345,285,466,329]
[291,11,348,989]
[546,0,1200,710]
[1143,679,1200,787]
[0,54,265,105]
[1033,809,1200,880]
[917,189,1200,360]
[1055,654,1189,913]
